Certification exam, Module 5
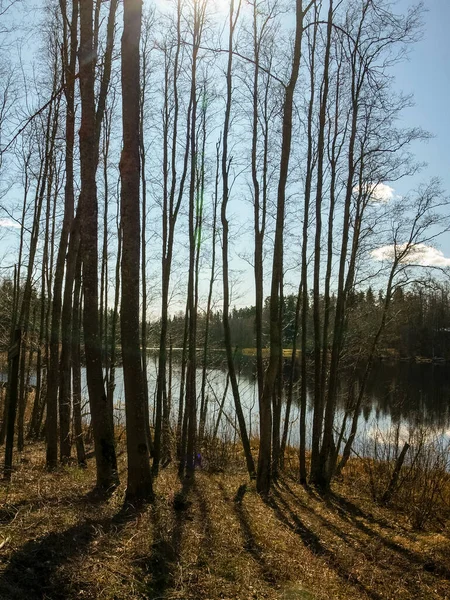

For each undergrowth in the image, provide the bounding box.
[0,441,448,600]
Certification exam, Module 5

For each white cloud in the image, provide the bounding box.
[0,218,21,229]
[371,243,450,267]
[355,182,397,204]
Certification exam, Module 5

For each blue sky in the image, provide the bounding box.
[391,0,450,196]
[0,0,449,303]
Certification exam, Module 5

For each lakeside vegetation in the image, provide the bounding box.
[4,279,450,363]
[0,440,449,600]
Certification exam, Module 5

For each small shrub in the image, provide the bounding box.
[360,423,450,529]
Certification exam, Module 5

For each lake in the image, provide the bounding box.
[108,355,450,448]
[5,353,449,449]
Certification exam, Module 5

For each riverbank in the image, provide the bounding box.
[0,442,449,600]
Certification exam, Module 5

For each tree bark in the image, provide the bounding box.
[221,0,256,481]
[257,0,312,495]
[4,328,21,480]
[72,250,86,467]
[79,0,118,491]
[310,0,333,484]
[154,2,191,474]
[120,0,154,503]
[45,0,78,467]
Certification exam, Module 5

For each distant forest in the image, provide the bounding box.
[156,285,450,360]
[3,278,449,363]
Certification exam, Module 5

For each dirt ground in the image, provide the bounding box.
[0,443,449,600]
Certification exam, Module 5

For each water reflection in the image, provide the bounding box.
[364,362,450,431]
[5,353,449,443]
[116,354,450,443]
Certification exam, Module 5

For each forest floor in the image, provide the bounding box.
[0,442,449,600]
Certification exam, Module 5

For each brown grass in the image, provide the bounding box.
[0,443,449,599]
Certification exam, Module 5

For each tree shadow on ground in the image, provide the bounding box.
[0,499,139,600]
[220,482,278,586]
[0,480,119,524]
[139,474,193,599]
[266,487,385,600]
[325,490,450,580]
[269,480,450,599]
[191,479,215,568]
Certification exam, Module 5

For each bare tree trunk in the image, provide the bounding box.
[221,0,256,481]
[199,135,220,440]
[4,328,21,479]
[177,298,189,465]
[314,57,343,481]
[17,333,27,452]
[99,102,117,440]
[154,1,191,474]
[271,272,284,480]
[213,372,230,441]
[99,110,109,373]
[1,267,17,445]
[14,76,60,468]
[106,207,121,435]
[280,281,301,468]
[79,0,118,491]
[45,0,78,467]
[381,443,410,504]
[250,0,268,406]
[28,256,47,441]
[315,4,369,490]
[59,216,80,454]
[140,28,151,454]
[191,84,206,453]
[310,0,333,485]
[2,164,28,444]
[181,0,208,477]
[23,308,36,437]
[72,251,86,467]
[257,0,312,495]
[15,161,33,449]
[120,0,154,503]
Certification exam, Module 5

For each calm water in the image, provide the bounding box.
[107,356,450,446]
[6,355,449,446]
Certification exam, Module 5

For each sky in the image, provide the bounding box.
[390,0,450,197]
[367,0,450,276]
[0,0,449,306]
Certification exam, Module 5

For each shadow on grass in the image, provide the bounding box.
[325,490,450,581]
[222,482,278,586]
[192,479,215,568]
[270,480,450,599]
[139,475,194,598]
[283,478,449,577]
[0,479,119,524]
[266,487,384,600]
[0,499,139,600]
[278,481,353,546]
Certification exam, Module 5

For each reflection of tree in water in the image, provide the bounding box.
[363,363,450,430]
[220,355,450,432]
[123,353,450,438]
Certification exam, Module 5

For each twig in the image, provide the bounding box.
[0,75,78,157]
[0,536,11,550]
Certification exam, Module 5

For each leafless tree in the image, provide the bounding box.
[120,0,154,503]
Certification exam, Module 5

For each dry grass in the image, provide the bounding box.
[0,443,449,599]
